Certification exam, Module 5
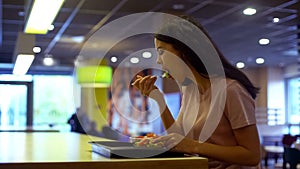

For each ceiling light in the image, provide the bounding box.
[256,57,265,64]
[24,0,65,34]
[33,46,41,53]
[18,11,25,16]
[43,57,54,66]
[236,62,245,69]
[48,24,55,31]
[13,54,35,75]
[273,17,280,23]
[13,32,35,75]
[142,51,152,58]
[130,57,139,64]
[72,36,85,43]
[243,8,256,15]
[259,38,270,45]
[111,56,118,63]
[59,36,85,43]
[172,4,185,10]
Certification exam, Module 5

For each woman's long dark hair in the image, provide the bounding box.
[154,15,259,99]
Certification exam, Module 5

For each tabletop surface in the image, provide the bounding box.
[0,132,208,169]
[264,145,284,153]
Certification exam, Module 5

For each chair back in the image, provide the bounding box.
[283,147,300,169]
[282,134,297,147]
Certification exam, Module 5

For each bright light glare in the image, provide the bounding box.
[130,57,139,64]
[243,8,256,15]
[48,24,55,31]
[236,62,245,69]
[13,54,35,75]
[142,51,152,58]
[43,57,54,66]
[25,0,65,34]
[273,17,280,23]
[33,46,41,53]
[259,38,270,45]
[256,58,265,64]
[72,36,85,43]
[111,56,118,63]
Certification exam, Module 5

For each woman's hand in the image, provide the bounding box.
[132,75,167,110]
[152,133,198,154]
[131,75,158,97]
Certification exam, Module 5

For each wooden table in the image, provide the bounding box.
[0,132,207,169]
[0,126,59,132]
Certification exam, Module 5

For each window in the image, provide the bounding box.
[286,77,300,134]
[0,74,76,130]
[33,75,75,130]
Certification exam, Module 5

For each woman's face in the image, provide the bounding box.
[154,38,190,83]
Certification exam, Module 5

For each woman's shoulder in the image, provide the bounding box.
[226,78,243,89]
[225,78,249,94]
[225,78,253,99]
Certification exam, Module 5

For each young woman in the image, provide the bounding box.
[132,15,261,169]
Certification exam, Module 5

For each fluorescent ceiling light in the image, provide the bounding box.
[13,54,35,75]
[24,0,65,34]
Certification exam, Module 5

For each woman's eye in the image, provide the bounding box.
[157,49,164,55]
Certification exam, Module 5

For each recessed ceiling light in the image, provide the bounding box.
[130,57,139,64]
[33,46,41,53]
[43,57,54,66]
[142,51,152,58]
[18,11,25,16]
[236,62,245,69]
[259,38,270,45]
[172,4,185,10]
[110,56,118,63]
[48,24,55,31]
[273,17,280,23]
[243,8,256,15]
[256,57,264,64]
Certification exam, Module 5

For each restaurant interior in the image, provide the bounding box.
[0,0,300,168]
